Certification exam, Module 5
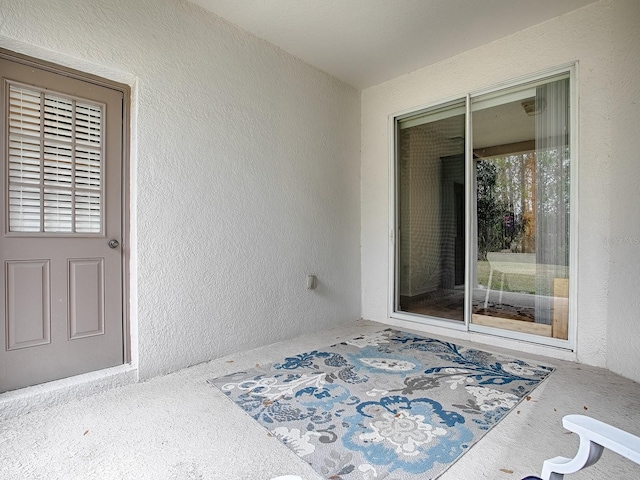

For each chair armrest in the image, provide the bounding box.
[563,415,640,464]
[541,414,640,480]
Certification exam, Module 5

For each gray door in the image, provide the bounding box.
[0,56,124,393]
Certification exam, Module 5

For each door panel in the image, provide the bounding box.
[68,258,104,339]
[6,260,51,350]
[1,56,124,393]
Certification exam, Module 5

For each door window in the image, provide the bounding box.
[8,83,103,234]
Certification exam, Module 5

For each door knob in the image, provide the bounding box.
[108,239,120,249]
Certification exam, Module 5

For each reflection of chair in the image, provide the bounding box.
[522,415,640,479]
[484,252,536,309]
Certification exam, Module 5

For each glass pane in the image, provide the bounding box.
[75,103,102,147]
[43,142,73,187]
[472,77,570,339]
[75,146,102,190]
[9,184,40,232]
[75,190,101,233]
[9,136,41,185]
[44,188,73,232]
[8,85,42,232]
[44,96,73,142]
[397,101,466,321]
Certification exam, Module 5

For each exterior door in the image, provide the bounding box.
[393,70,572,347]
[0,55,125,393]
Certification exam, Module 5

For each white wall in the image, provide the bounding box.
[362,0,640,380]
[0,0,361,379]
[607,0,640,381]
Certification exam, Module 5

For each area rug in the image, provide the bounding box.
[209,329,554,479]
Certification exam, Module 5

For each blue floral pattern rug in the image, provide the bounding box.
[209,329,554,479]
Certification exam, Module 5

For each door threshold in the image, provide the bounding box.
[0,364,138,421]
[384,315,576,361]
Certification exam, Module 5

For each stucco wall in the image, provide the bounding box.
[362,0,640,376]
[0,0,361,379]
[606,0,640,381]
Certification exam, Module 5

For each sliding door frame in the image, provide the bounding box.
[388,63,578,350]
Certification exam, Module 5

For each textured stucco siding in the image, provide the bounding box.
[0,0,361,380]
[606,0,640,382]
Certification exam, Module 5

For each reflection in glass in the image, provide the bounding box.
[397,102,466,321]
[472,77,570,339]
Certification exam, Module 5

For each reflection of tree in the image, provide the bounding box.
[476,153,537,258]
[476,146,569,263]
[535,146,570,267]
[476,160,509,259]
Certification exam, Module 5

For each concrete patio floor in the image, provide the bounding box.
[1,320,639,479]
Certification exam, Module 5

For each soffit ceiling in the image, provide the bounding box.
[190,0,596,89]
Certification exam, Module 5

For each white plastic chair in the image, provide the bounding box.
[539,414,640,479]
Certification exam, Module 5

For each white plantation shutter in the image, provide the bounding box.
[8,86,41,231]
[7,83,103,233]
[75,103,103,233]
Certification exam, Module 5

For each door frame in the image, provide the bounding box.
[387,64,578,351]
[0,47,131,366]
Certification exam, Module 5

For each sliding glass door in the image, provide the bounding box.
[396,101,466,322]
[394,70,572,344]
